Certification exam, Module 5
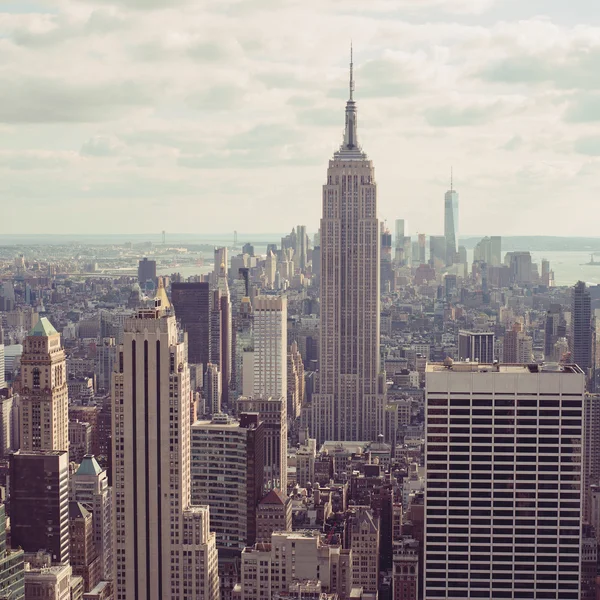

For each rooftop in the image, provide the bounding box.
[259,489,288,506]
[75,455,103,477]
[426,361,584,375]
[28,317,58,337]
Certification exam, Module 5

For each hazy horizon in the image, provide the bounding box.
[2,0,600,235]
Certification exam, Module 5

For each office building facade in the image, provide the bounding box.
[311,52,385,443]
[10,450,70,564]
[425,362,583,600]
[571,280,592,371]
[457,331,495,364]
[191,413,264,549]
[171,282,211,367]
[112,288,219,600]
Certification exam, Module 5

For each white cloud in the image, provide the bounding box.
[1,0,600,235]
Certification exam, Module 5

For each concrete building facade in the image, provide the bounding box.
[424,362,583,600]
[112,288,220,600]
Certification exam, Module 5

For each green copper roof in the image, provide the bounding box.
[29,317,58,337]
[75,455,103,477]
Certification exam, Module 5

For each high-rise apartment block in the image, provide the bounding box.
[458,331,495,364]
[425,362,583,600]
[310,53,386,443]
[112,287,219,600]
[240,531,353,600]
[583,394,600,524]
[191,413,265,550]
[10,450,70,564]
[0,503,24,600]
[0,325,5,390]
[70,455,113,581]
[245,295,287,400]
[571,280,592,371]
[235,395,287,492]
[171,282,211,367]
[19,318,68,452]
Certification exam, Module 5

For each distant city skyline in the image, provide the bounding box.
[2,2,600,235]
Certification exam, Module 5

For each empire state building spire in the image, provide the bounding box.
[311,51,384,444]
[335,45,365,159]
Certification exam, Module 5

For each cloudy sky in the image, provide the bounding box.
[1,0,600,237]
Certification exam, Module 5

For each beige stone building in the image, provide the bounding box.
[236,395,287,492]
[348,508,379,594]
[310,53,386,443]
[256,489,292,543]
[112,285,219,600]
[240,531,353,600]
[19,318,68,452]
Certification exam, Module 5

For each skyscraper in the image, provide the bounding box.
[137,257,157,291]
[191,412,265,550]
[425,361,583,600]
[444,175,459,266]
[170,282,211,367]
[19,318,68,453]
[0,325,5,390]
[112,286,220,600]
[571,280,592,371]
[70,455,113,581]
[210,266,232,406]
[311,49,385,443]
[10,450,70,564]
[235,395,287,492]
[394,219,406,265]
[295,225,308,270]
[249,295,287,400]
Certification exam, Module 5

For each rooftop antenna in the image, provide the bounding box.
[349,42,355,101]
[450,167,453,192]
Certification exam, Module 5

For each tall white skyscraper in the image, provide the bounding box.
[425,361,583,600]
[112,283,220,600]
[251,295,287,400]
[311,49,385,443]
[444,174,459,266]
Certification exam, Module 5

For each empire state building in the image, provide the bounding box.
[311,52,386,443]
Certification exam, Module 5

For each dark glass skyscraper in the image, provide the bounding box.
[10,450,70,564]
[571,280,592,371]
[171,282,211,366]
